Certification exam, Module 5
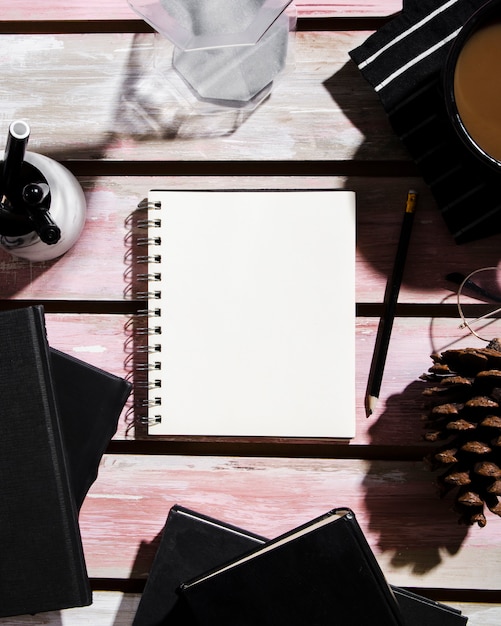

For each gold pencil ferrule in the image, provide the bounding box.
[405,190,417,213]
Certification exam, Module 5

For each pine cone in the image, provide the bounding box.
[421,339,501,527]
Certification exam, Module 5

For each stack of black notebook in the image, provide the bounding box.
[0,306,132,618]
[134,505,468,626]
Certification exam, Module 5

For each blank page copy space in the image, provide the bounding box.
[148,190,355,438]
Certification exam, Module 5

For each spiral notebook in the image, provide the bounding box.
[138,189,356,438]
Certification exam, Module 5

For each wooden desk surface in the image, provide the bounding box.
[1,2,501,624]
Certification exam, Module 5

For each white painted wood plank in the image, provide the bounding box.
[0,32,404,163]
[0,592,140,626]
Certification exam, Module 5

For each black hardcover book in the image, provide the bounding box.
[133,505,267,626]
[50,347,132,510]
[393,587,467,626]
[134,505,467,626]
[0,306,92,618]
[179,507,404,626]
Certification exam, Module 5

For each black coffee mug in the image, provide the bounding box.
[444,0,501,172]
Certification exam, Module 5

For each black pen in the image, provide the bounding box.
[365,189,418,417]
[1,119,30,203]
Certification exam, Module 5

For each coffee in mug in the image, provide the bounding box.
[453,16,501,163]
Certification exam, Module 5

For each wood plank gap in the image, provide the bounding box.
[296,16,395,31]
[91,578,145,593]
[358,303,499,319]
[0,301,466,318]
[357,303,460,318]
[0,300,142,315]
[405,588,501,605]
[106,439,428,461]
[0,19,152,34]
[0,16,395,35]
[63,160,418,178]
[87,579,501,605]
[90,578,501,605]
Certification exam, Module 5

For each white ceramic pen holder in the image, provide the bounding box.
[0,151,86,262]
[128,0,296,111]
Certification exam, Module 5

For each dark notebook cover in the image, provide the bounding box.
[50,347,132,510]
[133,505,267,626]
[393,587,467,626]
[0,306,92,618]
[179,507,404,626]
[134,505,467,626]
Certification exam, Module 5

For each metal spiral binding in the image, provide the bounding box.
[137,198,161,211]
[136,324,161,335]
[135,378,161,390]
[137,218,161,228]
[141,397,162,408]
[135,344,161,354]
[137,272,162,282]
[138,415,162,426]
[135,361,161,372]
[136,290,161,300]
[137,236,161,247]
[137,308,161,317]
[137,254,161,264]
[134,199,163,427]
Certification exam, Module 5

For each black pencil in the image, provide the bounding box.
[365,190,417,417]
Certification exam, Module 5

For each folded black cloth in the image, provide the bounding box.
[350,0,501,243]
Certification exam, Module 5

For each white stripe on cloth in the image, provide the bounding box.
[358,0,460,69]
[374,27,461,92]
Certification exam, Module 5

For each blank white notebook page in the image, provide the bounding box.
[146,189,356,438]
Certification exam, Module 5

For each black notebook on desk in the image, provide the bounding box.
[133,505,267,626]
[179,507,404,625]
[0,306,91,618]
[134,505,467,626]
[173,508,405,626]
[50,347,132,509]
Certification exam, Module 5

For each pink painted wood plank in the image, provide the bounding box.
[125,314,491,445]
[78,454,501,590]
[356,180,501,304]
[44,313,134,437]
[1,1,402,21]
[2,176,499,304]
[298,1,401,16]
[45,313,130,379]
[355,316,496,442]
[40,311,493,445]
[0,176,356,301]
[0,179,133,301]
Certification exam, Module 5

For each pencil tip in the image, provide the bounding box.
[365,395,378,418]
